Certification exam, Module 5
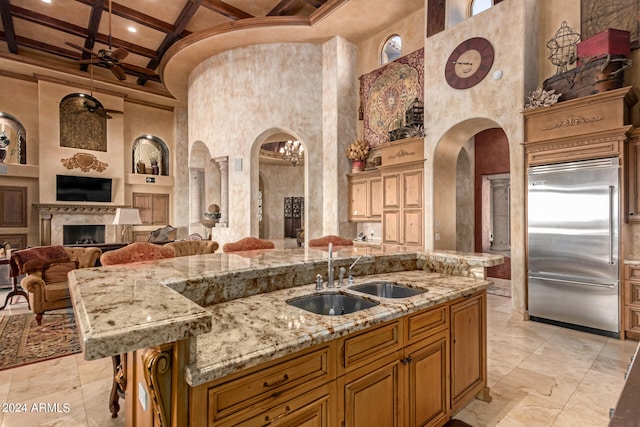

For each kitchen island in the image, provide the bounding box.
[68,246,503,427]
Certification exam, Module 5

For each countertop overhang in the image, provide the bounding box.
[68,247,503,365]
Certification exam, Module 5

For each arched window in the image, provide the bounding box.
[381,35,402,64]
[469,0,492,17]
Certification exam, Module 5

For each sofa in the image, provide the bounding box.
[164,240,218,256]
[12,246,102,325]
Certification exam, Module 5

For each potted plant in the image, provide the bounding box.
[345,140,369,172]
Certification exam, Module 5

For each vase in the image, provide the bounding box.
[0,149,5,163]
[151,162,159,175]
[351,159,365,172]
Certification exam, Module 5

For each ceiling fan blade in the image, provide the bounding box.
[110,65,127,81]
[120,62,157,77]
[65,42,99,57]
[111,48,129,61]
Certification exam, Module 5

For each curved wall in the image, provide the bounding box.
[188,43,324,241]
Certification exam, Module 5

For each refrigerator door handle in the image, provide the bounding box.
[609,185,615,265]
[529,274,615,289]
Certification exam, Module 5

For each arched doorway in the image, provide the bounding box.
[252,129,307,247]
[433,119,511,281]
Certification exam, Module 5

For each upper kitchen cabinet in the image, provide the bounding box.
[523,87,636,166]
[348,170,382,222]
[378,137,424,249]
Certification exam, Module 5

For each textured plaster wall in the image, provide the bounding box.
[38,80,126,206]
[424,0,538,315]
[188,40,357,246]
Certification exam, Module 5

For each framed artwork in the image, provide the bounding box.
[360,48,424,146]
[581,0,639,48]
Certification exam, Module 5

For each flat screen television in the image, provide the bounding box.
[56,175,113,202]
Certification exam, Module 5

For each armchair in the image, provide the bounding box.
[308,235,354,247]
[222,237,275,253]
[164,240,218,256]
[13,246,102,325]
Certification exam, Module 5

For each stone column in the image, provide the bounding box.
[489,175,511,253]
[214,156,229,227]
[41,213,52,246]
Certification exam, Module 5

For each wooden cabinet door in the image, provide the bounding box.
[133,193,170,225]
[626,135,640,222]
[369,177,383,219]
[0,186,27,227]
[349,180,368,221]
[405,331,449,427]
[383,211,401,244]
[342,359,403,427]
[403,210,423,247]
[403,169,423,209]
[450,292,486,412]
[383,173,401,209]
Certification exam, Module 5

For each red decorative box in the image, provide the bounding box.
[577,29,630,64]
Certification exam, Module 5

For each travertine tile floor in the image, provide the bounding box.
[0,282,637,427]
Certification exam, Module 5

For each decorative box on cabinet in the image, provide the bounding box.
[347,170,382,222]
[624,265,640,339]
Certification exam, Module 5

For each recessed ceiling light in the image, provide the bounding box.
[127,26,137,33]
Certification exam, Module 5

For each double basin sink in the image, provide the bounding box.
[286,281,426,316]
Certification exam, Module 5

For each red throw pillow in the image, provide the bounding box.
[43,261,78,284]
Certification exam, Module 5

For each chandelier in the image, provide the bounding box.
[279,140,304,166]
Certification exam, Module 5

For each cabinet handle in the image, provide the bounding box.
[264,405,291,425]
[263,374,289,388]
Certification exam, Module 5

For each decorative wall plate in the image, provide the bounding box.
[61,153,108,172]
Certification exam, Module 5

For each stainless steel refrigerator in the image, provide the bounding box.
[527,157,619,337]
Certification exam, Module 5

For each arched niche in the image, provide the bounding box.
[59,93,107,152]
[189,141,224,237]
[132,135,169,176]
[0,112,27,164]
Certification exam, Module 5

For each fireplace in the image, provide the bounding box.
[34,204,125,246]
[63,225,105,245]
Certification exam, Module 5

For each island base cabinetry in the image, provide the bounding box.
[187,291,487,427]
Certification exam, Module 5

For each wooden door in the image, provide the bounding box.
[405,331,449,427]
[0,186,27,227]
[342,360,403,427]
[403,210,423,247]
[151,194,169,225]
[383,211,401,244]
[450,293,486,411]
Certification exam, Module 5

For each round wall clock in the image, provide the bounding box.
[444,37,495,89]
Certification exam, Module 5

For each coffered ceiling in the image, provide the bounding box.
[0,0,424,100]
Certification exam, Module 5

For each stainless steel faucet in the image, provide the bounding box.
[327,243,334,288]
[348,255,363,285]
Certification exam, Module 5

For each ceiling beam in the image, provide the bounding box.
[268,0,301,16]
[300,0,327,8]
[0,0,18,53]
[138,0,201,84]
[79,0,106,72]
[201,0,253,20]
[11,5,88,38]
[75,0,176,34]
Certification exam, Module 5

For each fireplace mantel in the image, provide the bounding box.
[34,204,129,246]
[34,204,127,215]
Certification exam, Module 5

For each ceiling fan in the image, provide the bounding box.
[65,0,155,81]
[76,65,123,119]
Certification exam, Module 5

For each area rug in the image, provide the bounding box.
[0,309,81,371]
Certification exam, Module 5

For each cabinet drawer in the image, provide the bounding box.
[624,265,640,281]
[625,305,640,334]
[208,344,334,422]
[215,382,335,427]
[625,280,640,305]
[340,321,402,373]
[405,304,448,344]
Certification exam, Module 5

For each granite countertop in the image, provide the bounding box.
[68,246,503,368]
[187,269,490,386]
